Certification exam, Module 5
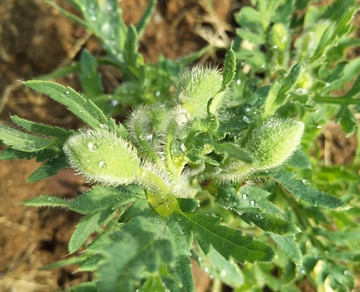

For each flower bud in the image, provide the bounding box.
[247,118,304,170]
[63,129,139,185]
[175,66,224,119]
[271,23,288,51]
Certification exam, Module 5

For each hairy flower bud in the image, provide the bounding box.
[247,118,304,170]
[63,129,139,186]
[271,23,288,51]
[175,66,224,119]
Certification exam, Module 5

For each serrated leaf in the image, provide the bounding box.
[24,81,109,130]
[0,124,54,152]
[68,185,145,214]
[71,281,98,292]
[98,216,175,292]
[69,208,117,253]
[265,169,345,209]
[239,7,261,24]
[179,211,274,263]
[0,148,36,160]
[336,104,357,135]
[240,212,300,235]
[38,255,85,270]
[28,155,68,182]
[270,234,302,264]
[220,48,236,91]
[23,195,70,208]
[10,115,69,138]
[139,276,165,292]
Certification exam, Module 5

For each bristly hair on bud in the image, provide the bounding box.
[175,65,224,119]
[247,118,304,171]
[63,129,140,186]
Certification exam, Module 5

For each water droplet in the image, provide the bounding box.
[317,125,322,129]
[155,90,160,97]
[243,116,251,123]
[65,91,69,95]
[78,110,83,114]
[236,79,241,85]
[90,15,96,21]
[100,124,107,129]
[209,274,214,280]
[261,64,265,69]
[344,270,351,276]
[273,45,278,49]
[198,257,202,263]
[180,143,186,152]
[99,161,107,168]
[296,88,309,95]
[48,197,52,201]
[101,23,112,35]
[240,61,245,66]
[301,179,310,185]
[325,82,330,87]
[220,269,227,277]
[204,267,209,273]
[300,269,306,275]
[242,194,248,200]
[250,200,256,207]
[106,1,113,10]
[88,142,99,152]
[108,99,119,107]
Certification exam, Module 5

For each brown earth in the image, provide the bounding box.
[0,0,358,291]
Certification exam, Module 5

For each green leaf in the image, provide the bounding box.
[265,169,345,209]
[177,198,199,213]
[220,48,236,91]
[79,49,104,98]
[0,124,54,152]
[0,148,36,160]
[69,208,117,253]
[240,212,300,235]
[71,281,99,292]
[179,211,274,263]
[264,64,302,117]
[23,195,70,208]
[204,246,244,288]
[23,81,109,130]
[212,142,254,163]
[10,115,69,138]
[68,186,145,214]
[38,255,85,270]
[270,234,302,264]
[336,104,357,136]
[28,155,68,182]
[136,0,156,37]
[237,28,264,45]
[239,7,262,24]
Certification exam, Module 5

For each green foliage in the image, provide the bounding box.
[1,0,359,291]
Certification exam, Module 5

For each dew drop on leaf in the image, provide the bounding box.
[155,90,160,97]
[243,116,251,123]
[242,194,248,200]
[204,267,209,273]
[220,269,227,277]
[88,142,99,152]
[65,91,69,95]
[236,79,241,85]
[90,15,96,21]
[99,161,107,168]
[250,200,256,207]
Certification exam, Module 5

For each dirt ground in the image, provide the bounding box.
[0,0,358,292]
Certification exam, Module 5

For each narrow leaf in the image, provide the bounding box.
[68,208,117,253]
[0,124,54,152]
[265,169,345,209]
[220,48,236,91]
[23,195,70,208]
[10,115,69,138]
[271,234,302,264]
[28,155,68,182]
[212,142,254,163]
[24,81,109,129]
